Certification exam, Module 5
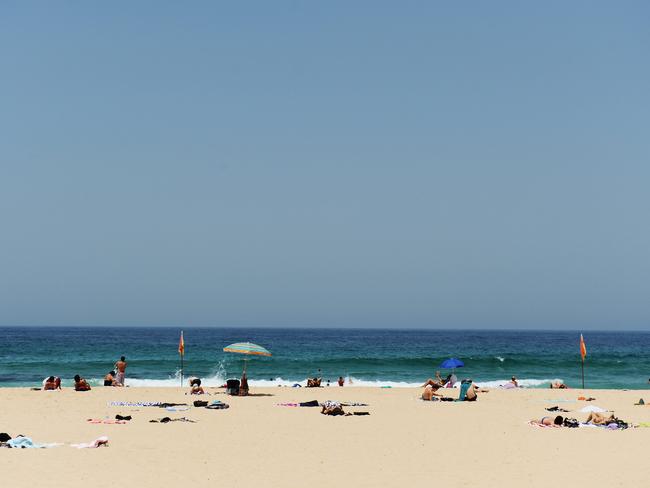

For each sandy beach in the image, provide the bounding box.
[1,386,649,487]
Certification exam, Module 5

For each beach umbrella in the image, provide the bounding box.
[440,358,464,369]
[223,342,271,374]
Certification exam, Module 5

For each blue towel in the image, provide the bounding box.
[456,382,471,401]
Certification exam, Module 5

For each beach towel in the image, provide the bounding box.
[109,401,161,407]
[580,405,607,413]
[165,406,189,412]
[456,381,471,401]
[300,400,320,407]
[7,437,44,448]
[528,421,557,429]
[71,436,109,449]
[87,419,127,424]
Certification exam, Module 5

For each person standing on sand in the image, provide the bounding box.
[114,356,127,386]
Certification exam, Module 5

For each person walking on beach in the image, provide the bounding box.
[114,356,127,386]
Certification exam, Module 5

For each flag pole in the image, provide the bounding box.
[179,330,184,388]
[579,334,586,389]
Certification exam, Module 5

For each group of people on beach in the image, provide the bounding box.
[306,369,348,388]
[420,373,488,401]
[41,356,127,390]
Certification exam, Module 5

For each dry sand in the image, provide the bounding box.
[1,386,649,487]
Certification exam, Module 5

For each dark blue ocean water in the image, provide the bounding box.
[1,327,648,389]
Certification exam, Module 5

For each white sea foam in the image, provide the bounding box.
[495,356,505,362]
[110,375,564,389]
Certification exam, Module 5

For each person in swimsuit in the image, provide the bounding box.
[585,412,616,425]
[189,378,205,395]
[338,376,345,387]
[421,378,444,388]
[104,371,122,386]
[532,415,564,426]
[114,356,127,386]
[422,384,443,401]
[550,381,568,389]
[43,376,61,390]
[74,375,91,391]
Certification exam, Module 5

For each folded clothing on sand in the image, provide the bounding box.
[546,406,570,412]
[205,401,229,409]
[150,417,196,423]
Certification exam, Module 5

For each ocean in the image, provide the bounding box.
[1,327,648,389]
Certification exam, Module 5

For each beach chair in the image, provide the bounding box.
[456,380,472,401]
[226,379,240,396]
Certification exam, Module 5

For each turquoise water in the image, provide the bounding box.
[1,327,649,389]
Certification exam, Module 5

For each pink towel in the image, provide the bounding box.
[71,436,109,449]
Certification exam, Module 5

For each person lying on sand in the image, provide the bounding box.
[307,378,322,387]
[531,415,564,427]
[585,412,616,425]
[422,384,443,401]
[74,375,91,391]
[43,376,61,390]
[550,381,568,389]
[321,400,344,415]
[189,378,205,395]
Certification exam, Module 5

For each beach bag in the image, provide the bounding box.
[563,418,579,428]
[226,379,240,396]
[193,400,208,407]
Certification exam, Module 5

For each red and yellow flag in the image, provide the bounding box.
[580,334,587,361]
[178,331,185,356]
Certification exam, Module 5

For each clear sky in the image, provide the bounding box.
[1,2,649,329]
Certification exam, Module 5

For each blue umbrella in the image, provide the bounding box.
[440,358,464,369]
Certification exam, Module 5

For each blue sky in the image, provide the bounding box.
[1,2,649,328]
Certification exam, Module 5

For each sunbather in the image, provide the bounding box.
[43,376,61,390]
[465,382,479,401]
[74,375,91,391]
[307,377,322,387]
[421,378,444,388]
[444,373,458,388]
[585,412,616,425]
[531,415,564,427]
[190,378,205,395]
[550,381,568,389]
[422,384,443,401]
[321,400,344,415]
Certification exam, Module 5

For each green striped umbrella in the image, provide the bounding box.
[223,342,271,375]
[223,342,272,357]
